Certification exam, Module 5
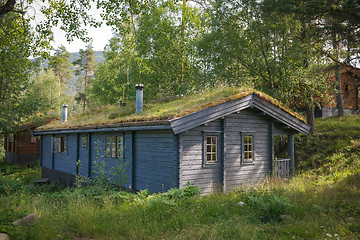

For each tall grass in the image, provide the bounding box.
[1,116,359,239]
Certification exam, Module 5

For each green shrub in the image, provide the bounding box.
[247,194,293,223]
[182,182,200,198]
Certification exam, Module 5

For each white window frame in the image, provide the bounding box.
[105,135,124,158]
[240,131,255,164]
[52,136,67,153]
[202,131,221,166]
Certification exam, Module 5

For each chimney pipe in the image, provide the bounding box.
[136,84,144,115]
[62,104,68,122]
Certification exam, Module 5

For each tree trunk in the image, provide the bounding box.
[83,68,87,112]
[332,34,345,117]
[180,0,187,85]
[335,65,345,117]
[306,107,315,134]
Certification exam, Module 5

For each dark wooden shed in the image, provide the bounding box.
[4,117,58,165]
[33,90,310,194]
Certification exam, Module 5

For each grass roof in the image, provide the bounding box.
[37,87,306,131]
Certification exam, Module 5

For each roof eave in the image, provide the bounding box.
[33,121,172,135]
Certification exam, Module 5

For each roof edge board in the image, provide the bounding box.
[252,96,310,134]
[33,124,173,135]
[170,94,253,128]
[171,96,252,134]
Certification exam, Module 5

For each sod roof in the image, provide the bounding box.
[36,87,306,131]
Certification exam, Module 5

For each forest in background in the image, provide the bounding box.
[1,0,360,134]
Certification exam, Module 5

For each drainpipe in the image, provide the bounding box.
[62,104,68,123]
[136,84,144,115]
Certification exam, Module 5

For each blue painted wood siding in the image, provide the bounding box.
[134,130,178,193]
[89,132,132,187]
[41,135,53,169]
[78,134,89,177]
[179,119,223,194]
[53,134,77,175]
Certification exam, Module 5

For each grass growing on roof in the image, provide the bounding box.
[38,87,305,130]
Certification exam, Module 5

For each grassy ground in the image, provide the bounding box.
[1,116,359,239]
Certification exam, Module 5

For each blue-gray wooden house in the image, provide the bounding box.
[33,90,310,194]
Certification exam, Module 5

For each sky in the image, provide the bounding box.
[29,1,114,53]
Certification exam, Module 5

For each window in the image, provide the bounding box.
[243,136,253,163]
[31,136,37,144]
[81,136,87,148]
[205,135,218,164]
[105,136,123,158]
[345,84,349,95]
[52,136,67,153]
[240,131,255,164]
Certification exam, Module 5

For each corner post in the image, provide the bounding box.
[269,122,274,176]
[288,134,295,176]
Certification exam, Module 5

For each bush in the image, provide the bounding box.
[247,194,293,223]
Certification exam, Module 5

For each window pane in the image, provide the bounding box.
[207,154,211,161]
[82,136,87,148]
[207,145,211,152]
[117,136,123,158]
[212,153,217,161]
[212,145,216,153]
[212,137,216,144]
[207,137,211,144]
[105,137,112,157]
[111,137,116,158]
[63,137,67,153]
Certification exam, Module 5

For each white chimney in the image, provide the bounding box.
[136,84,144,115]
[62,104,68,122]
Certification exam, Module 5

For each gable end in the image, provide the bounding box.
[170,94,252,134]
[170,93,310,135]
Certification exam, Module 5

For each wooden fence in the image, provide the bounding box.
[274,158,290,178]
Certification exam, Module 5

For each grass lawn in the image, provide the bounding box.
[1,116,359,239]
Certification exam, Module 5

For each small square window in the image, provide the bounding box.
[52,136,67,153]
[81,136,87,148]
[31,136,37,144]
[105,136,123,158]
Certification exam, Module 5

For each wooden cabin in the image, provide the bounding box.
[4,117,58,165]
[33,90,310,194]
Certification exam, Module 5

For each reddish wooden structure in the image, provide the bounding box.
[322,68,360,116]
[292,67,360,117]
[4,117,58,165]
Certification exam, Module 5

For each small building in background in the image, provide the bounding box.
[293,67,360,118]
[321,67,360,117]
[4,117,58,165]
